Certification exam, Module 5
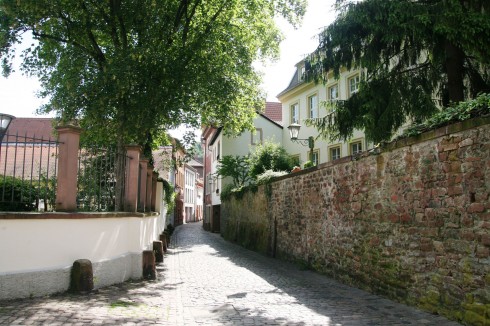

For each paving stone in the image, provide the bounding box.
[0,222,463,325]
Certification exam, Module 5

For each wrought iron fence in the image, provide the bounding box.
[77,146,129,212]
[0,133,59,211]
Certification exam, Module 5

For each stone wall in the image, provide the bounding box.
[221,187,271,255]
[221,117,490,325]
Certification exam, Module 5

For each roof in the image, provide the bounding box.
[257,112,283,129]
[263,102,282,123]
[277,61,306,98]
[4,118,56,142]
[188,158,203,168]
[209,127,223,146]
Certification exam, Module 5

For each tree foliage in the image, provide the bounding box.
[0,0,306,149]
[215,155,251,187]
[306,0,490,143]
[399,92,490,139]
[248,140,296,179]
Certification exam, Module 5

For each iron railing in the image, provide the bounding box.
[77,146,129,212]
[0,133,59,211]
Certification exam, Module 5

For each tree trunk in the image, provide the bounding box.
[444,40,465,104]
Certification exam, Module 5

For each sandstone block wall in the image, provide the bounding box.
[221,118,490,325]
[221,187,271,255]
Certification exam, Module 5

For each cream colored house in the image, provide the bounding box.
[202,103,283,231]
[278,60,372,165]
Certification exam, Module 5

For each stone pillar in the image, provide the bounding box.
[138,158,149,212]
[124,145,142,212]
[151,171,158,212]
[70,259,94,293]
[154,180,163,214]
[146,164,153,212]
[159,233,168,252]
[142,250,156,280]
[153,240,164,263]
[56,125,82,211]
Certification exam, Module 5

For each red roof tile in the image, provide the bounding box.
[4,118,56,142]
[264,102,282,123]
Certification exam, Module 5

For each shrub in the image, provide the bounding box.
[162,179,176,213]
[303,160,314,168]
[0,176,38,211]
[248,140,296,179]
[216,155,251,187]
[399,93,490,139]
[256,170,287,185]
[220,183,235,201]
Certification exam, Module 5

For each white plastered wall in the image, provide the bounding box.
[0,182,167,300]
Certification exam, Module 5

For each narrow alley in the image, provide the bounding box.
[0,222,460,325]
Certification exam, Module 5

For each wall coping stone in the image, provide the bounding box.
[272,116,490,184]
[0,211,160,220]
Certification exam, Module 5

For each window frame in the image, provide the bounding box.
[347,74,360,97]
[251,128,263,145]
[307,93,319,119]
[290,102,300,124]
[290,154,300,167]
[327,83,339,102]
[299,65,306,81]
[349,139,363,155]
[329,145,342,161]
[309,149,320,166]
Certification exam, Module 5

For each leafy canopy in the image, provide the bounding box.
[306,0,490,143]
[248,140,296,179]
[0,0,306,147]
[215,155,251,187]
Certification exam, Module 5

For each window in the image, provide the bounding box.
[350,140,363,155]
[309,150,319,166]
[299,65,305,80]
[308,94,318,119]
[348,74,360,96]
[290,154,300,167]
[328,84,338,101]
[290,103,299,124]
[251,128,263,145]
[206,174,212,195]
[216,141,220,160]
[329,146,341,161]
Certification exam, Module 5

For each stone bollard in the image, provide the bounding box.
[159,233,168,252]
[153,240,164,263]
[70,259,94,293]
[142,250,156,280]
[164,231,171,248]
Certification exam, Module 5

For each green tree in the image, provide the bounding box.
[0,0,306,150]
[216,155,251,187]
[306,0,490,143]
[248,140,296,179]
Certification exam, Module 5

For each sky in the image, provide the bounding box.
[0,0,337,127]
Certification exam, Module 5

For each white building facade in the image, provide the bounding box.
[184,164,197,223]
[278,60,372,166]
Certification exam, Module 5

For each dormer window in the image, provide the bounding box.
[299,65,305,80]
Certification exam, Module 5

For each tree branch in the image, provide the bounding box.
[92,0,120,49]
[31,30,92,55]
[80,1,106,64]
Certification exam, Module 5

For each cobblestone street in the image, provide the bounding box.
[0,222,461,325]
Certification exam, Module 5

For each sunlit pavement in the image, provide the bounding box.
[0,222,461,325]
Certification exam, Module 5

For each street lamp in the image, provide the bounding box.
[287,123,315,165]
[0,114,15,142]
